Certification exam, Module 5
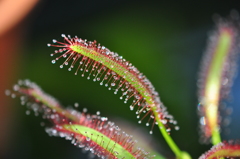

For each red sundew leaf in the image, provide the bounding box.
[197,11,240,143]
[6,79,157,159]
[5,79,78,122]
[47,34,178,134]
[199,141,240,159]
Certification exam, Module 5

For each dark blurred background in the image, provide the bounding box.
[1,0,240,159]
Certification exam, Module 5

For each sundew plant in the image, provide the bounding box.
[6,11,240,159]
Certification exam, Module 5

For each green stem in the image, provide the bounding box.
[212,130,222,159]
[159,122,182,157]
[153,109,191,159]
[212,128,221,145]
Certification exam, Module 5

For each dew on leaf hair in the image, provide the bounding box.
[199,140,240,159]
[5,79,79,122]
[7,79,155,159]
[49,115,155,158]
[219,101,233,136]
[48,34,177,133]
[74,102,79,108]
[197,11,240,143]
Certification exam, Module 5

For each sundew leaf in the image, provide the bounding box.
[6,79,159,159]
[199,141,240,159]
[197,11,240,144]
[47,35,192,159]
[47,34,178,135]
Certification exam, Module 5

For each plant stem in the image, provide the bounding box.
[153,109,191,159]
[158,121,182,158]
[211,128,223,159]
[212,127,221,145]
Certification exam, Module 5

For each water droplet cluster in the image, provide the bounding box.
[48,34,178,132]
[6,79,155,158]
[199,140,240,159]
[5,79,79,121]
[48,118,155,158]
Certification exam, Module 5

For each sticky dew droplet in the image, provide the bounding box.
[40,122,45,127]
[74,103,79,108]
[5,90,11,96]
[52,60,56,64]
[86,137,90,141]
[130,105,134,110]
[26,110,31,115]
[175,126,180,130]
[111,83,116,87]
[197,102,202,111]
[11,94,16,98]
[101,117,108,121]
[200,116,206,125]
[83,108,87,113]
